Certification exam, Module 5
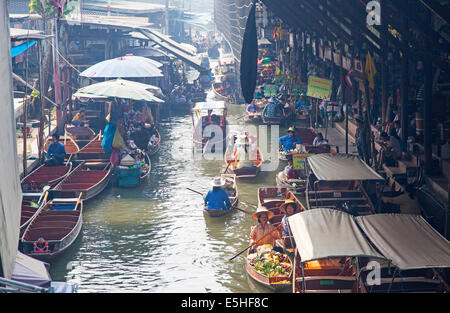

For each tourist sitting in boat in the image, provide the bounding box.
[71,109,88,127]
[234,134,254,169]
[262,97,283,118]
[279,127,303,152]
[280,199,300,250]
[247,102,259,113]
[147,132,158,152]
[250,206,283,253]
[45,133,67,166]
[255,86,265,99]
[312,132,329,146]
[295,94,311,113]
[283,157,299,180]
[204,177,232,211]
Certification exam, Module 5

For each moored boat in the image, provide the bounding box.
[20,194,83,260]
[204,174,239,217]
[52,161,112,200]
[65,124,95,142]
[20,192,46,236]
[21,163,73,192]
[76,134,110,162]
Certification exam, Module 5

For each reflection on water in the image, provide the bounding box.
[48,73,289,294]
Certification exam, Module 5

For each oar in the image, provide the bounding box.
[223,162,231,174]
[37,185,51,205]
[229,224,282,261]
[186,187,253,215]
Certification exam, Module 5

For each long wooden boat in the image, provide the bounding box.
[52,161,112,200]
[44,136,80,155]
[212,81,229,101]
[65,124,95,141]
[244,104,263,124]
[190,91,207,103]
[148,129,161,156]
[21,163,72,192]
[224,147,263,178]
[203,174,239,217]
[275,170,307,192]
[117,151,151,187]
[20,194,83,260]
[257,187,288,215]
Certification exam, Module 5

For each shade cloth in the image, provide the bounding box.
[288,208,386,263]
[11,40,36,58]
[355,214,450,270]
[308,153,384,181]
[11,252,51,288]
[192,101,226,111]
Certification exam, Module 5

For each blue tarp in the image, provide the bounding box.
[11,40,36,58]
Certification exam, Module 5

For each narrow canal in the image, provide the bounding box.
[48,71,289,293]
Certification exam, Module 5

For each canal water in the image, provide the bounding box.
[48,71,290,293]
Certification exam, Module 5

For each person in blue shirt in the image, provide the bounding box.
[262,97,283,118]
[204,177,232,211]
[254,86,265,99]
[246,102,259,113]
[295,94,311,113]
[45,133,67,166]
[279,127,303,152]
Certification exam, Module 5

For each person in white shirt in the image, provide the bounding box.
[313,133,328,146]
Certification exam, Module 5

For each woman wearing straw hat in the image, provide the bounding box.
[249,206,283,253]
[280,199,300,250]
[203,177,232,212]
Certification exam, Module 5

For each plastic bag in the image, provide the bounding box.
[110,149,120,166]
[112,128,124,149]
[101,122,116,154]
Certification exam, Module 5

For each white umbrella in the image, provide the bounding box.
[80,55,164,78]
[122,53,163,68]
[74,78,164,102]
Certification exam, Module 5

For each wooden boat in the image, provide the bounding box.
[203,174,239,217]
[20,194,83,260]
[76,134,110,162]
[244,104,263,124]
[44,136,80,155]
[245,195,293,291]
[52,161,112,200]
[192,101,228,154]
[21,163,72,192]
[147,129,161,156]
[305,154,384,215]
[117,151,151,188]
[275,170,307,192]
[65,124,95,141]
[224,147,263,178]
[190,91,207,103]
[212,81,229,101]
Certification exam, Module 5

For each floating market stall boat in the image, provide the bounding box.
[147,129,161,156]
[305,154,384,215]
[203,174,239,217]
[20,194,83,260]
[116,152,151,188]
[244,104,263,124]
[21,163,73,192]
[289,208,387,293]
[51,161,112,200]
[355,214,450,293]
[224,146,263,178]
[191,101,228,154]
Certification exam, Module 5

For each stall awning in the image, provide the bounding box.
[288,208,386,263]
[355,214,450,270]
[11,40,36,58]
[307,153,384,182]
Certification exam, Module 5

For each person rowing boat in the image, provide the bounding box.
[249,206,283,253]
[203,177,232,212]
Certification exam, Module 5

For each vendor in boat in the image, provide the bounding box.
[279,127,303,152]
[234,134,254,169]
[254,86,265,99]
[71,109,88,127]
[246,102,259,114]
[250,206,283,253]
[280,199,300,250]
[312,132,329,146]
[295,94,311,113]
[45,133,67,166]
[204,177,232,211]
[283,156,300,180]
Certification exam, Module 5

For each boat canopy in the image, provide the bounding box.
[355,214,450,270]
[288,208,387,263]
[307,153,384,182]
[192,101,226,112]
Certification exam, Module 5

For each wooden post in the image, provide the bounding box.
[423,10,433,174]
[400,0,410,141]
[38,41,45,162]
[380,0,388,124]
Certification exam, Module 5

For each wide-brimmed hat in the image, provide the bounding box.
[252,205,274,221]
[280,199,300,214]
[235,134,250,145]
[287,126,296,133]
[211,176,226,187]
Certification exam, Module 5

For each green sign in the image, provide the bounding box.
[307,75,333,100]
[292,153,312,170]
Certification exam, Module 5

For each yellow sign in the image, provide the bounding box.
[292,153,313,170]
[307,76,333,100]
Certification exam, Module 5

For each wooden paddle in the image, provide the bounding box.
[229,224,282,261]
[186,187,253,215]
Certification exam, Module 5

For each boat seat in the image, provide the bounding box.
[39,211,79,217]
[31,220,77,229]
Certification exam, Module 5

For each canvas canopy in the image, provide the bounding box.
[308,153,384,182]
[355,214,450,270]
[288,208,386,263]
